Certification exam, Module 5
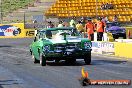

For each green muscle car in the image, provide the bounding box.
[30,27,92,66]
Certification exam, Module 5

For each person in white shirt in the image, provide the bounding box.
[58,21,64,27]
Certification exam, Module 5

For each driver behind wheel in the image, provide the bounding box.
[45,30,52,39]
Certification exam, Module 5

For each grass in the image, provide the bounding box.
[1,0,35,16]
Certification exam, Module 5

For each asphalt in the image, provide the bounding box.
[0,38,132,88]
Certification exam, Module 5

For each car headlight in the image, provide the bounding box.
[84,42,91,49]
[43,45,50,52]
[122,29,126,33]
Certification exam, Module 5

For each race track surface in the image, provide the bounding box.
[0,38,132,88]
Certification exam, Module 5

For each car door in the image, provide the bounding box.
[31,33,43,60]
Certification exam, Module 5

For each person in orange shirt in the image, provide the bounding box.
[85,17,94,41]
[96,17,105,41]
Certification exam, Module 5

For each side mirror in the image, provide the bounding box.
[34,37,37,42]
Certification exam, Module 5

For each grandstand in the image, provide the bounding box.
[45,0,132,23]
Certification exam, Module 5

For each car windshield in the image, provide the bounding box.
[107,22,120,28]
[44,28,81,39]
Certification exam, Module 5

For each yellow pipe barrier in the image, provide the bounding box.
[114,42,132,58]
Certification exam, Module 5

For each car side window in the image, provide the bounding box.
[45,30,52,39]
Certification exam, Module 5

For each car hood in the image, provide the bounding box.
[47,36,82,44]
[108,26,125,31]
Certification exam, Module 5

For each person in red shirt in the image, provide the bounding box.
[85,17,95,41]
[96,17,105,41]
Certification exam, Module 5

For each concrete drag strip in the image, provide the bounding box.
[11,47,29,52]
[0,38,132,88]
[0,66,26,88]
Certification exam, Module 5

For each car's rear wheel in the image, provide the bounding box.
[84,53,91,65]
[40,54,46,66]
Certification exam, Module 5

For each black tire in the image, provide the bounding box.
[30,49,32,55]
[40,54,46,66]
[84,52,91,65]
[123,34,126,39]
[32,55,39,63]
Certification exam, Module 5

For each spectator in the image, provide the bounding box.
[63,20,69,27]
[58,21,64,27]
[85,17,95,41]
[80,17,86,27]
[76,21,84,33]
[109,2,114,9]
[47,21,54,28]
[96,17,105,41]
[101,3,105,10]
[105,16,109,22]
[106,3,109,9]
[113,15,118,22]
[101,3,114,10]
[102,16,109,23]
[70,18,76,27]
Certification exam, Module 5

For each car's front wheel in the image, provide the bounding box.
[32,55,39,63]
[30,49,32,55]
[123,34,126,39]
[84,53,91,65]
[40,54,46,66]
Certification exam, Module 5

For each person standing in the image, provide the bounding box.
[47,21,54,28]
[80,17,86,27]
[70,17,76,27]
[76,21,84,33]
[58,21,64,27]
[113,15,118,22]
[85,17,94,41]
[96,17,105,41]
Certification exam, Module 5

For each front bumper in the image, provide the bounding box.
[112,33,126,38]
[43,48,92,59]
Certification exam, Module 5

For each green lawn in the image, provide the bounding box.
[1,0,35,16]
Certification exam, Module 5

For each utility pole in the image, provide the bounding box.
[95,0,98,19]
[0,0,2,24]
[24,12,25,24]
